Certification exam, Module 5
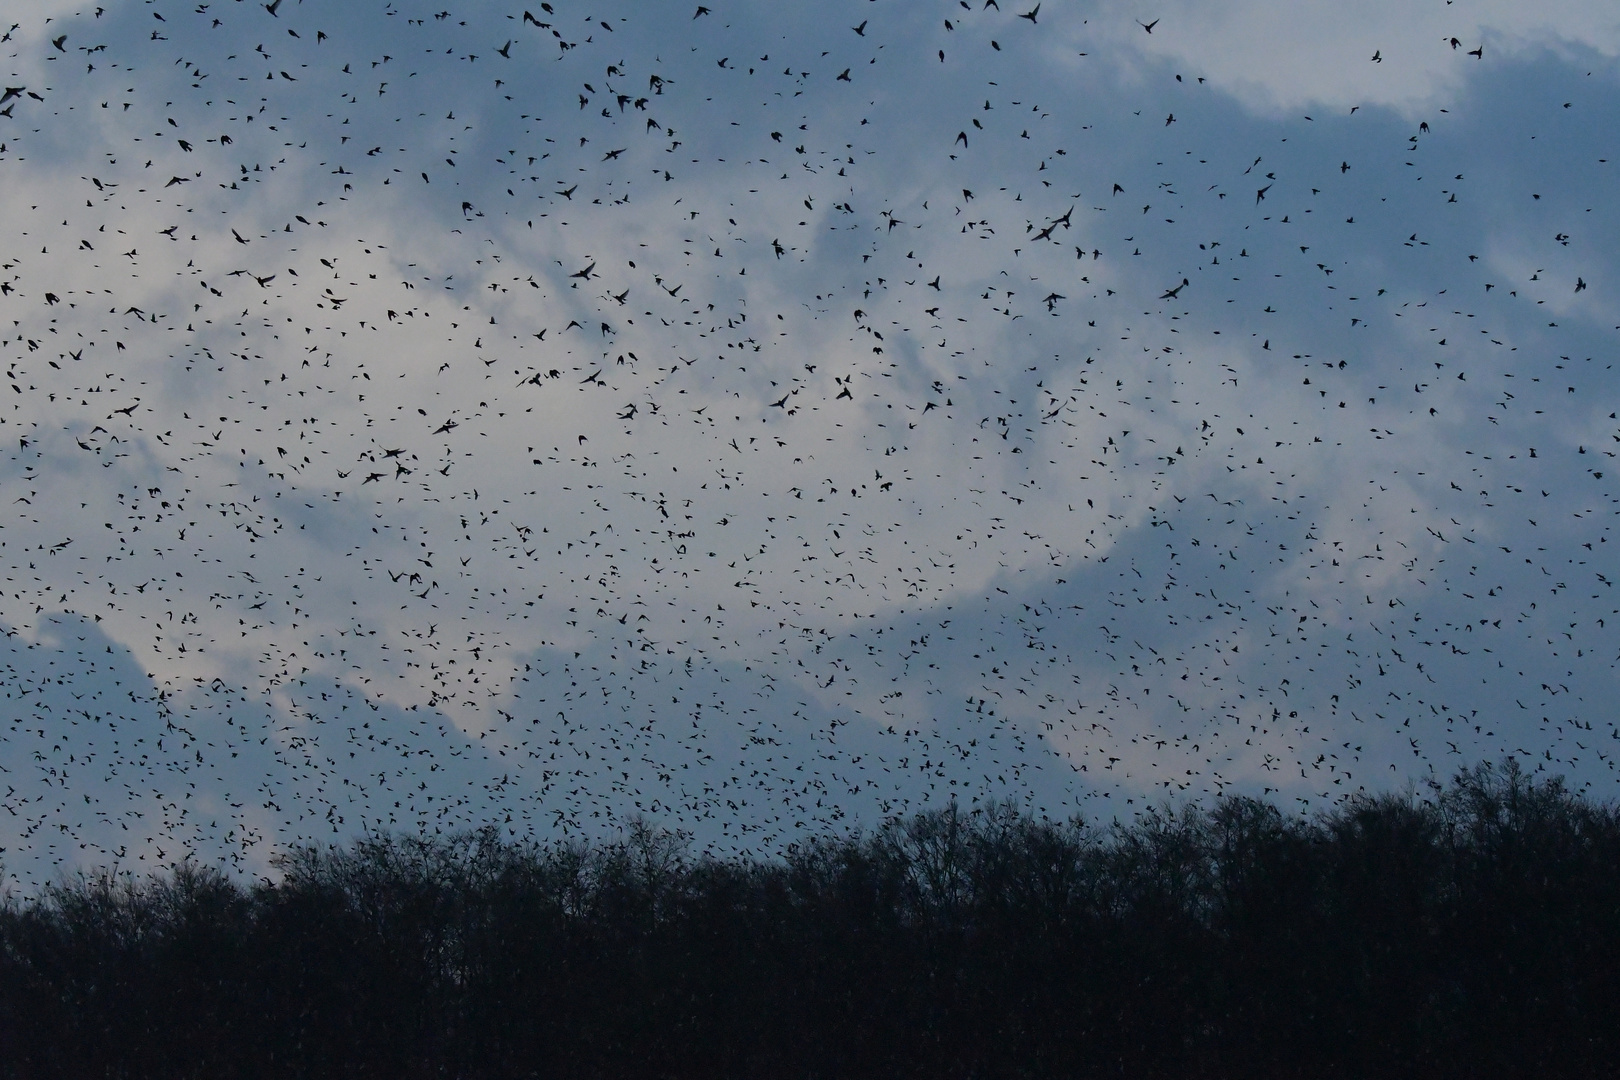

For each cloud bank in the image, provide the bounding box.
[0,0,1615,890]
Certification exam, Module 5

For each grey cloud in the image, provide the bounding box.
[0,0,1615,890]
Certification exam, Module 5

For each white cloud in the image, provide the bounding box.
[1075,0,1620,114]
[0,0,1616,891]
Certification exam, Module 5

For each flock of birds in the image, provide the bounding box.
[0,1,1615,890]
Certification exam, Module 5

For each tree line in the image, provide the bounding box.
[3,758,1617,1078]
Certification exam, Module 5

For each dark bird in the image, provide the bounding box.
[496,40,512,58]
[853,20,867,36]
[1019,4,1040,23]
[1160,278,1188,300]
[1138,18,1158,33]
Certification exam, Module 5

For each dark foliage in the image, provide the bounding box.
[4,759,1618,1078]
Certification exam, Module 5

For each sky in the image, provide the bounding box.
[0,0,1616,891]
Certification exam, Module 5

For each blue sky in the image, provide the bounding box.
[0,0,1616,889]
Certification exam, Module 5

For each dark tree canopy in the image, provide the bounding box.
[3,759,1617,1079]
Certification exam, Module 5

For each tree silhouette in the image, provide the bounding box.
[2,758,1617,1079]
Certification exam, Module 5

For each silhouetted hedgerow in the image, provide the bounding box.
[3,758,1618,1079]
